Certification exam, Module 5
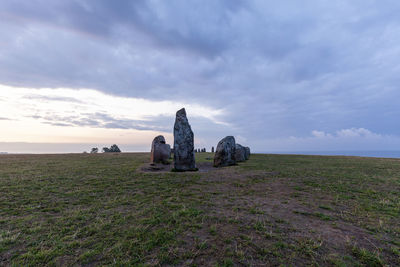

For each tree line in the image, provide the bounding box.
[89,144,121,153]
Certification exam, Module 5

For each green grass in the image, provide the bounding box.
[0,153,399,265]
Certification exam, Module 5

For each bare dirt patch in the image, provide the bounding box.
[178,166,397,265]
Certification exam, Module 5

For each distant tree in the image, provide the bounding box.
[102,144,121,153]
[90,147,98,153]
[110,144,121,152]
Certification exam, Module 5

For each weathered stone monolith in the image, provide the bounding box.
[150,135,170,164]
[211,146,214,153]
[173,108,196,171]
[235,144,246,162]
[213,136,236,167]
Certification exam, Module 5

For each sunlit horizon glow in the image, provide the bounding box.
[0,84,228,151]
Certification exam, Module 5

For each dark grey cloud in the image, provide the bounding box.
[43,122,74,127]
[0,0,245,57]
[1,0,400,150]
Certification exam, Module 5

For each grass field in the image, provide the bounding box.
[0,153,399,266]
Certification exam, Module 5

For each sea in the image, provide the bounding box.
[270,151,400,159]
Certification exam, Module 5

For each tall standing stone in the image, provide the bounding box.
[150,135,170,164]
[213,136,236,167]
[173,108,196,171]
[211,146,214,153]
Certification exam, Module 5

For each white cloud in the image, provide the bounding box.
[235,135,248,144]
[0,84,229,146]
[311,130,330,138]
[255,128,400,152]
[336,128,375,138]
[0,84,225,123]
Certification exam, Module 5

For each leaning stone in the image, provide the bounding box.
[173,108,196,171]
[235,144,246,162]
[213,136,236,167]
[150,135,170,164]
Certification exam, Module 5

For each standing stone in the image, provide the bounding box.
[150,135,170,164]
[235,144,246,162]
[213,136,236,167]
[244,147,250,160]
[173,108,196,171]
[211,146,214,153]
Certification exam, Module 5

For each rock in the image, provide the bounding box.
[213,136,236,167]
[235,144,246,162]
[211,146,214,153]
[173,108,196,171]
[244,147,250,160]
[166,144,172,159]
[150,135,170,164]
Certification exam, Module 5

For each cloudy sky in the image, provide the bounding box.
[1,0,400,153]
